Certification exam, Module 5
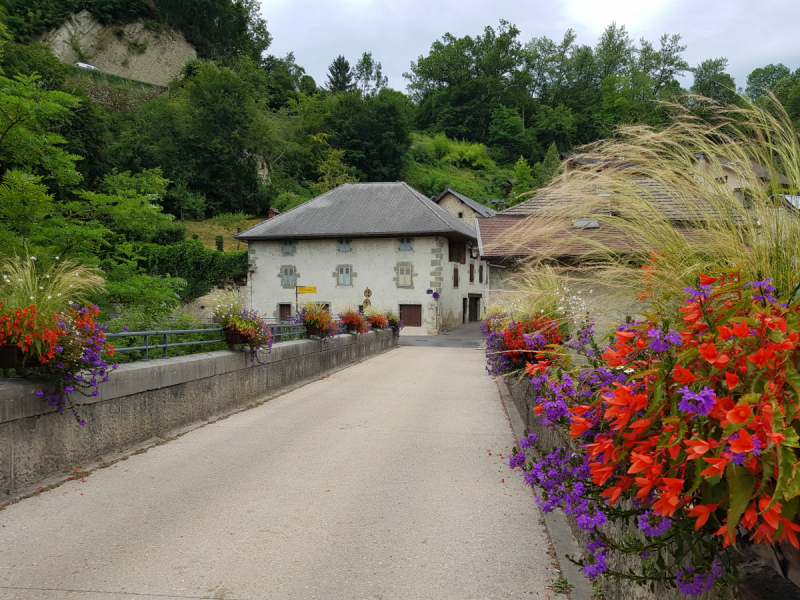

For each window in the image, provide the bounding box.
[338,265,351,286]
[281,240,295,255]
[281,266,296,288]
[398,237,412,251]
[338,238,351,252]
[448,241,467,264]
[458,212,464,219]
[479,264,484,284]
[453,266,459,288]
[469,263,474,283]
[398,265,412,287]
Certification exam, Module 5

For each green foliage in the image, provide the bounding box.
[311,89,415,181]
[96,244,184,321]
[488,105,525,164]
[533,142,560,187]
[353,51,388,96]
[746,63,790,101]
[0,73,82,188]
[512,156,533,193]
[326,55,353,93]
[691,57,737,103]
[431,133,451,160]
[214,235,223,251]
[138,239,247,301]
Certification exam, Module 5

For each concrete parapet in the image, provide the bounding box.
[0,330,397,496]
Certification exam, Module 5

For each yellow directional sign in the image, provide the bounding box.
[297,286,317,294]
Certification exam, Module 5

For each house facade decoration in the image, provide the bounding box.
[433,188,497,228]
[236,182,489,333]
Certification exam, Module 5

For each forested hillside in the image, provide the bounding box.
[2,1,800,324]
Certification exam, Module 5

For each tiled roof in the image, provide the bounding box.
[434,188,497,218]
[236,182,477,242]
[476,216,635,259]
[500,178,731,223]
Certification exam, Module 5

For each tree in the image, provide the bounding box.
[312,144,358,193]
[746,63,791,101]
[691,58,737,103]
[404,20,527,142]
[353,52,388,96]
[488,105,524,164]
[512,156,533,193]
[533,142,560,186]
[326,55,354,93]
[317,89,414,181]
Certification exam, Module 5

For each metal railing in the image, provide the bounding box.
[105,323,307,361]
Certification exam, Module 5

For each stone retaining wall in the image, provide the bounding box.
[0,330,397,496]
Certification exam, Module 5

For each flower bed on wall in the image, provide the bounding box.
[487,271,800,598]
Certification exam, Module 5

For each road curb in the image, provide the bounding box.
[496,379,594,600]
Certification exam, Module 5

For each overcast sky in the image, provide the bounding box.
[260,0,800,94]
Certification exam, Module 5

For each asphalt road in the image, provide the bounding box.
[399,321,483,348]
[0,344,564,600]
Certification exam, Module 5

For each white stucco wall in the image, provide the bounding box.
[436,193,481,228]
[245,236,488,334]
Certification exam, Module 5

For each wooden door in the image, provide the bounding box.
[399,304,422,327]
[279,304,292,322]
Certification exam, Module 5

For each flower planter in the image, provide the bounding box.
[346,326,359,333]
[306,325,322,337]
[224,329,250,346]
[0,344,28,369]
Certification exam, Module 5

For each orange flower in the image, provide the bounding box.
[687,503,719,530]
[726,404,752,425]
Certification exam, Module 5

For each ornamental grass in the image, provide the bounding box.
[508,96,800,316]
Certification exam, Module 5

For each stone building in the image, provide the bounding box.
[235,182,489,334]
[432,188,497,228]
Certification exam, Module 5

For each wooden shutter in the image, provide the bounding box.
[399,304,422,327]
[469,263,474,283]
[479,265,483,284]
[448,241,457,262]
[453,266,459,288]
[460,244,467,264]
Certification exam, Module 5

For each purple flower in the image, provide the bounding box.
[518,431,538,449]
[676,559,723,598]
[677,386,716,416]
[509,452,527,469]
[745,279,777,303]
[582,550,608,579]
[122,326,130,332]
[646,328,682,353]
[684,284,712,302]
[637,510,672,537]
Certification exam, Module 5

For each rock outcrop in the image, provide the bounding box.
[40,10,196,87]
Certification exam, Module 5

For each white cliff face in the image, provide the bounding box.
[40,10,196,87]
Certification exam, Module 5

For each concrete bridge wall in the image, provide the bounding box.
[0,330,397,496]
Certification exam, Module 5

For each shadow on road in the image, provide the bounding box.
[399,321,483,348]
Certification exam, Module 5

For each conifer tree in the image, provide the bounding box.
[326,55,354,93]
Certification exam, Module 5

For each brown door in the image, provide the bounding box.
[399,304,422,327]
[469,297,480,322]
[279,304,292,322]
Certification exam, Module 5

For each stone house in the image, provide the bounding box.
[235,182,489,334]
[432,188,497,228]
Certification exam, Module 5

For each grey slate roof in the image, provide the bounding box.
[235,182,477,242]
[434,188,497,218]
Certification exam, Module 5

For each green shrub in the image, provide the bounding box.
[138,239,247,301]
